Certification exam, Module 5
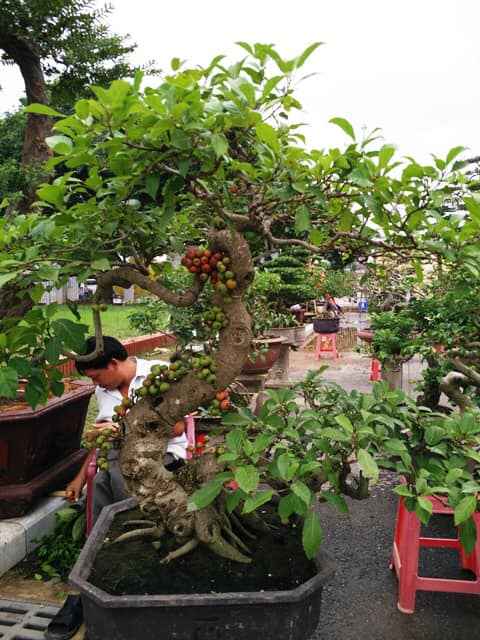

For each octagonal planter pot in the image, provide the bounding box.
[70,498,335,640]
[0,379,94,517]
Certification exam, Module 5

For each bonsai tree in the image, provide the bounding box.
[1,43,480,560]
[260,247,318,315]
[369,265,480,413]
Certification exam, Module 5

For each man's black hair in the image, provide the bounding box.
[75,336,128,374]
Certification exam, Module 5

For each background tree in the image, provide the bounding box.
[0,0,149,315]
[0,0,143,168]
[1,43,480,560]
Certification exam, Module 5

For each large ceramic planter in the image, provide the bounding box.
[0,379,94,517]
[357,328,374,344]
[313,317,340,334]
[240,335,287,375]
[264,326,306,388]
[70,498,335,640]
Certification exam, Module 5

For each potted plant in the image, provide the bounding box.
[69,371,480,640]
[0,305,95,516]
[3,43,480,639]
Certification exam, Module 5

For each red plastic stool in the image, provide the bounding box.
[390,493,480,613]
[370,356,381,381]
[316,333,339,359]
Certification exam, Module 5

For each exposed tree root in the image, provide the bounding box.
[160,537,199,564]
[111,525,165,545]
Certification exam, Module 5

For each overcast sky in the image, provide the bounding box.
[1,0,479,163]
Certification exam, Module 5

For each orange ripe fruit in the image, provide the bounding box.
[220,399,231,411]
[225,279,237,289]
[215,390,228,401]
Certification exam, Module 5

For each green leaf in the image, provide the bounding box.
[24,103,63,117]
[91,258,111,271]
[25,373,49,408]
[291,481,313,506]
[459,517,477,556]
[329,117,355,141]
[145,174,160,200]
[226,490,242,513]
[57,507,80,523]
[321,492,349,516]
[45,337,63,365]
[454,495,478,525]
[187,475,230,511]
[415,496,433,525]
[294,42,323,69]
[0,271,20,288]
[250,433,274,453]
[393,485,413,497]
[334,414,354,433]
[378,144,396,170]
[255,122,280,153]
[445,468,464,484]
[242,490,275,514]
[225,428,245,453]
[357,449,379,481]
[319,427,351,442]
[295,206,311,233]
[222,413,251,426]
[446,145,466,165]
[211,133,229,158]
[234,465,260,493]
[0,367,19,399]
[72,512,87,542]
[46,135,73,155]
[51,319,88,353]
[302,511,323,559]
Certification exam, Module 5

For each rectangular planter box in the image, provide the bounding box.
[0,380,94,517]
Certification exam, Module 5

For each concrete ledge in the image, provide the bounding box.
[0,496,64,576]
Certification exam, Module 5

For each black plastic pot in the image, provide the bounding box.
[70,498,335,640]
[313,317,340,334]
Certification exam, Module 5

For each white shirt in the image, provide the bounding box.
[95,357,187,459]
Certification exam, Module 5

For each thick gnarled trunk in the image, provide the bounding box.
[114,228,256,562]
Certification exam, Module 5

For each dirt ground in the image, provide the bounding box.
[1,340,478,640]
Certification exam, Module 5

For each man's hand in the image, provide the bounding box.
[93,421,118,435]
[65,476,85,502]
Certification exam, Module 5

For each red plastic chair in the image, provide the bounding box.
[390,492,480,613]
[86,414,195,536]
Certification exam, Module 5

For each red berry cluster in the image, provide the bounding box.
[181,247,237,298]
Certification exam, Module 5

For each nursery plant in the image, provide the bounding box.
[1,42,480,563]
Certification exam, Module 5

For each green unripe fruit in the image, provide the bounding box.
[96,437,105,446]
[159,382,171,393]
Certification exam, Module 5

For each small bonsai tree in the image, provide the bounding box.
[260,247,318,313]
[1,43,479,561]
